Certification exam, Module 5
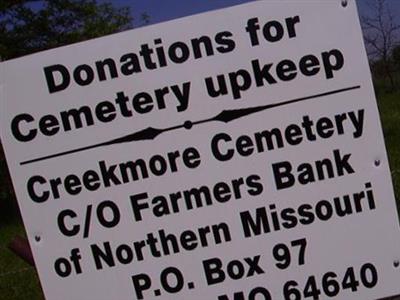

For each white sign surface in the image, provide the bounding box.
[1,1,400,299]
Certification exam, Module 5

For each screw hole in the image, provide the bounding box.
[394,260,399,268]
[374,159,381,167]
[34,235,41,242]
[341,0,348,7]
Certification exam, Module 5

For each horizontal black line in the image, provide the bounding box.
[20,85,361,166]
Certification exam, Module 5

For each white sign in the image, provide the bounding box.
[1,1,400,299]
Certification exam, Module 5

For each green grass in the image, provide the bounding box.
[377,90,400,209]
[0,221,43,300]
[0,90,399,300]
[0,155,44,299]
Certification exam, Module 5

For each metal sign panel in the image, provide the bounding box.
[1,1,400,299]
